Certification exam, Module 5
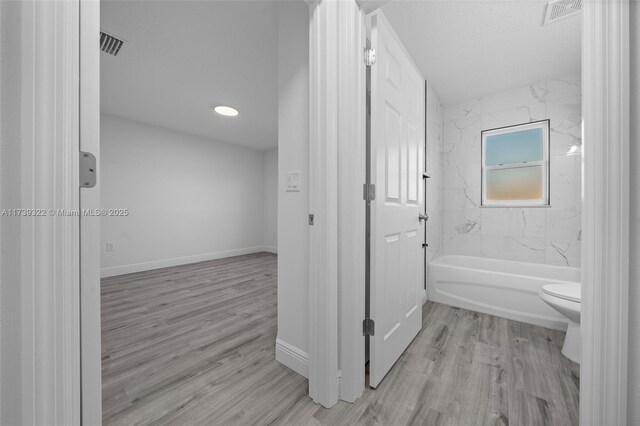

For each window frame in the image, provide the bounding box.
[480,119,550,207]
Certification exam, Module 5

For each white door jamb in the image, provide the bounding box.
[306,0,367,407]
[307,0,340,407]
[79,0,103,423]
[14,0,82,423]
[336,0,367,403]
[580,1,630,425]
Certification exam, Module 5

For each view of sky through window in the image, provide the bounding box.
[482,121,548,206]
[484,128,543,166]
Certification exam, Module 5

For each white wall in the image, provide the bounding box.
[629,1,639,423]
[263,148,278,252]
[275,1,310,374]
[0,1,22,423]
[425,82,444,261]
[441,74,582,267]
[100,114,270,277]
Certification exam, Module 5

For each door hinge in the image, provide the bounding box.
[309,214,314,226]
[364,48,376,67]
[80,151,97,188]
[363,183,376,201]
[363,318,375,336]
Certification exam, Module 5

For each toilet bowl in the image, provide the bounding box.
[539,283,581,364]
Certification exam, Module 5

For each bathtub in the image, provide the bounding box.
[427,255,580,331]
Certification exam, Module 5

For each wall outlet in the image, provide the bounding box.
[106,242,115,252]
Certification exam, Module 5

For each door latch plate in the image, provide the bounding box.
[80,151,97,188]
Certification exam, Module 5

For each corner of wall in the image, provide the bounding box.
[275,338,309,378]
[100,115,270,276]
[276,0,310,361]
[425,81,445,262]
[438,95,445,259]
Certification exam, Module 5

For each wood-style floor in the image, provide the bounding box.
[102,252,579,425]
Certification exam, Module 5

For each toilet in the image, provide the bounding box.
[539,283,581,364]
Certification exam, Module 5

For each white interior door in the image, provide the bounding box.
[369,11,425,388]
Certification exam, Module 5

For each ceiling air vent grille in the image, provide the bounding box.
[100,31,125,56]
[543,0,582,25]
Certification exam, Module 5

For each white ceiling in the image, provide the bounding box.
[102,1,581,145]
[101,1,278,150]
[381,1,582,104]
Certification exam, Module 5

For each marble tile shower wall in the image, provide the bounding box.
[426,82,444,261]
[441,74,582,267]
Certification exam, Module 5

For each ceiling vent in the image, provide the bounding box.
[543,0,582,25]
[100,31,125,56]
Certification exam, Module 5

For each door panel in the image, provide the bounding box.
[383,234,401,337]
[369,11,425,388]
[385,105,402,202]
[407,122,420,204]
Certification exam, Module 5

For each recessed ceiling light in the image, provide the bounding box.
[212,105,238,117]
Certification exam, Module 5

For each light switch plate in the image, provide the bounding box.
[286,171,300,192]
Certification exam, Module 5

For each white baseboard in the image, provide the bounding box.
[101,246,273,278]
[275,338,309,378]
[262,246,278,254]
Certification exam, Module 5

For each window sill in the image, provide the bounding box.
[479,204,552,209]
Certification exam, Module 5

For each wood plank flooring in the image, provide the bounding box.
[102,252,579,425]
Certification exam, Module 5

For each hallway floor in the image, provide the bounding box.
[101,252,579,425]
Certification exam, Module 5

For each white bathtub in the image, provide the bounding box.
[427,255,580,331]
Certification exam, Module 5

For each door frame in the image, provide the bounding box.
[306,0,366,407]
[79,0,102,423]
[580,1,630,424]
[312,0,633,422]
[6,0,630,422]
[3,0,82,423]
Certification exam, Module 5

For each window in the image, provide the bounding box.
[481,120,550,207]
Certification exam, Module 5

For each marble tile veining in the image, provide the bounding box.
[426,82,444,261]
[441,73,582,267]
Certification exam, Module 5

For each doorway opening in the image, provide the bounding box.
[93,2,307,423]
[360,3,582,422]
